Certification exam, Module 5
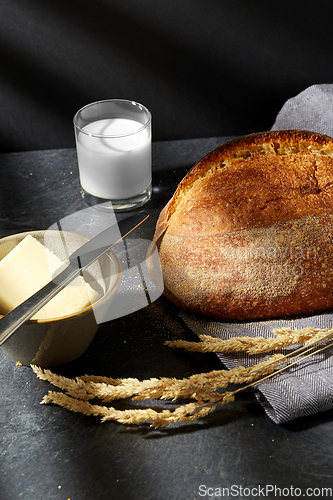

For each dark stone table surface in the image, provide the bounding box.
[0,137,333,500]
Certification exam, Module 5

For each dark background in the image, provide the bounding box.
[1,0,333,153]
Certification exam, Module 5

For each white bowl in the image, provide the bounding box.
[0,230,122,367]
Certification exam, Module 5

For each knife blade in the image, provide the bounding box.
[0,212,149,345]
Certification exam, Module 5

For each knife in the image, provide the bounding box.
[0,212,149,346]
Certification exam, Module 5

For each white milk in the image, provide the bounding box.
[76,118,151,199]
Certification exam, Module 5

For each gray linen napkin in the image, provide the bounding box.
[180,311,333,424]
[179,85,333,423]
[271,83,333,136]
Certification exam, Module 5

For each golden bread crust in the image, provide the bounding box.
[154,130,333,320]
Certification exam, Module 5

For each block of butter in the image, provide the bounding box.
[0,235,99,320]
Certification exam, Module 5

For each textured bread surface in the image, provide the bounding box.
[154,130,333,320]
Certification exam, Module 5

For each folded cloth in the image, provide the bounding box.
[180,311,333,424]
[180,85,333,423]
[271,84,333,137]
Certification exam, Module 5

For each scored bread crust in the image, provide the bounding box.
[154,130,333,320]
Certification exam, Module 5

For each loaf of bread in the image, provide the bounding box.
[153,130,333,320]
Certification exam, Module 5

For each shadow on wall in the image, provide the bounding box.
[0,0,333,153]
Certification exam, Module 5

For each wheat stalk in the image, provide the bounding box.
[31,326,333,427]
[165,326,333,355]
[32,353,283,404]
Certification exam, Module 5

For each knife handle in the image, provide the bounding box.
[0,263,80,346]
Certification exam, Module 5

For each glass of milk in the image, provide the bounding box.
[73,99,152,211]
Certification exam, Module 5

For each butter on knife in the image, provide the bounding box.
[0,235,99,320]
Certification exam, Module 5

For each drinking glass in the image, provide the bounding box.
[73,99,152,211]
